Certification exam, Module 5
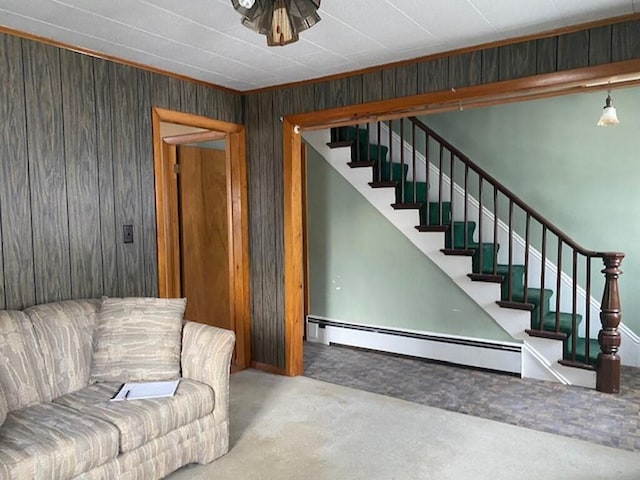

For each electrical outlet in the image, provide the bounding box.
[123,225,134,244]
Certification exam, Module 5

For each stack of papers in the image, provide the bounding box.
[111,379,180,401]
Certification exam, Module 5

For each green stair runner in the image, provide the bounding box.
[331,125,597,365]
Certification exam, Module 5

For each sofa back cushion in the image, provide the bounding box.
[0,311,50,410]
[24,299,101,400]
[91,297,186,383]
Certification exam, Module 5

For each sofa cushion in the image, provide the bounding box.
[24,299,100,400]
[54,378,214,453]
[91,297,186,383]
[0,311,50,410]
[0,402,119,480]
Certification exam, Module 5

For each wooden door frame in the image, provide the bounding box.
[282,59,640,376]
[152,107,251,369]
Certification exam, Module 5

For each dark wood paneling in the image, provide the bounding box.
[536,37,557,74]
[315,78,349,110]
[499,41,536,80]
[257,90,281,366]
[0,32,243,313]
[60,49,103,299]
[362,70,383,103]
[93,58,119,297]
[180,81,198,115]
[244,94,265,363]
[195,83,218,120]
[137,70,158,297]
[557,30,589,70]
[273,91,288,368]
[482,47,500,84]
[23,41,71,305]
[589,25,612,65]
[395,64,418,98]
[168,76,182,111]
[224,90,243,124]
[612,20,640,62]
[417,57,449,94]
[150,72,170,109]
[313,81,330,111]
[449,51,481,89]
[0,34,35,309]
[347,75,363,105]
[382,68,396,100]
[110,63,144,297]
[289,84,314,114]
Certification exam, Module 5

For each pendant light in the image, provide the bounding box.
[597,90,620,126]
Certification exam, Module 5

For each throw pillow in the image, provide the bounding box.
[90,297,186,383]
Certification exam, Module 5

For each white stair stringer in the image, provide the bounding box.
[304,129,596,388]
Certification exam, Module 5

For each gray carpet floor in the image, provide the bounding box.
[303,341,640,451]
[167,369,640,480]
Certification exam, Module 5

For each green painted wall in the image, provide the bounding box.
[305,145,513,342]
[418,87,640,335]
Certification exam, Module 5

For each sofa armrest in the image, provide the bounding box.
[181,321,235,422]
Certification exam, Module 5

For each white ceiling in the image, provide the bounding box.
[0,0,637,91]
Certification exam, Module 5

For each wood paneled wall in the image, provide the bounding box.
[245,19,640,368]
[1,19,639,370]
[0,33,242,311]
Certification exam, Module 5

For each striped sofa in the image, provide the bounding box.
[0,299,235,479]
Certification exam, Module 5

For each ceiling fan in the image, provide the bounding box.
[231,0,321,46]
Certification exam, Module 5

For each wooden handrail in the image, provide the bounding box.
[409,116,622,260]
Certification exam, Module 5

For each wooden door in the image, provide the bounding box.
[176,145,231,331]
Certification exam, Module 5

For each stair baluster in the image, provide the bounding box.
[328,120,624,392]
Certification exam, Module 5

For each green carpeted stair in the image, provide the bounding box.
[330,125,597,366]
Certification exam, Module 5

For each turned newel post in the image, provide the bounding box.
[597,253,624,393]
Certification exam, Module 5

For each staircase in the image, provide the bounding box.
[305,119,624,392]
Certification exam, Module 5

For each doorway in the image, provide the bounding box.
[152,108,251,369]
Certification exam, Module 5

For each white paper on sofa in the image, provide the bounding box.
[111,379,180,401]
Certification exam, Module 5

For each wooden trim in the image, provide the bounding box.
[163,130,226,145]
[0,25,242,95]
[283,118,304,376]
[252,361,287,376]
[301,142,309,325]
[228,129,252,369]
[245,13,640,95]
[281,60,640,377]
[152,109,181,298]
[152,107,251,369]
[3,13,637,96]
[287,60,640,130]
[154,108,243,133]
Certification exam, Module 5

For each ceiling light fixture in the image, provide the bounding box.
[597,90,620,126]
[231,0,321,47]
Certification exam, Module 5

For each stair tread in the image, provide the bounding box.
[347,161,375,168]
[368,181,398,188]
[468,273,503,283]
[327,140,353,148]
[392,203,423,209]
[416,225,448,232]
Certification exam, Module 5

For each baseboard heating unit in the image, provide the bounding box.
[306,316,523,375]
